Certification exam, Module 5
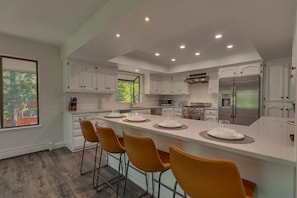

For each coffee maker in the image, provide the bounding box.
[69,97,77,111]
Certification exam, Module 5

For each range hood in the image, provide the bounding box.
[184,72,209,84]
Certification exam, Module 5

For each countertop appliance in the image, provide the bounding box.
[218,75,260,126]
[182,102,212,120]
[159,98,173,106]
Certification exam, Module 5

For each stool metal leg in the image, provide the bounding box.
[80,140,87,175]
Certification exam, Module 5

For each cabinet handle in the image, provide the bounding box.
[292,67,296,70]
[286,96,289,99]
[285,108,289,111]
[281,108,283,111]
[281,96,284,99]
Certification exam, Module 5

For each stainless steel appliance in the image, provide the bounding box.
[182,102,212,120]
[159,98,173,106]
[218,75,260,126]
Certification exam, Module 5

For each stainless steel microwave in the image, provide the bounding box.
[159,99,173,106]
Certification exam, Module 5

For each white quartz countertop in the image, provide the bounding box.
[97,114,296,166]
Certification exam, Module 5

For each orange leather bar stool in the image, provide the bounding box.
[169,145,256,198]
[79,120,100,189]
[123,131,171,198]
[95,124,126,197]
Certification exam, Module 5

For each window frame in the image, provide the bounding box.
[0,55,39,129]
[116,71,142,104]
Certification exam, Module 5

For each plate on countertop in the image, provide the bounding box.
[207,127,244,140]
[158,120,183,128]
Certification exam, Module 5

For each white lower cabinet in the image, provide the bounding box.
[64,112,105,152]
[162,107,182,118]
[204,109,218,121]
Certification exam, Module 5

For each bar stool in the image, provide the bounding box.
[169,145,256,198]
[122,131,171,198]
[79,120,100,189]
[95,124,126,197]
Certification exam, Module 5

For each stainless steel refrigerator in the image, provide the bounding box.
[218,75,260,126]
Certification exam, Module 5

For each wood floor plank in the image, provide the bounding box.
[0,147,152,198]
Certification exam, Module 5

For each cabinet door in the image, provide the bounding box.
[162,108,173,116]
[150,74,162,94]
[263,102,285,117]
[172,75,188,94]
[105,67,118,91]
[237,64,261,76]
[96,66,106,91]
[161,75,172,94]
[208,79,218,94]
[82,65,97,91]
[218,67,237,78]
[68,62,83,90]
[265,61,288,101]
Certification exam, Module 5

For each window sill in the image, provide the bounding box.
[0,125,42,133]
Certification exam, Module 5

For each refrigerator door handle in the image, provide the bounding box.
[232,86,236,118]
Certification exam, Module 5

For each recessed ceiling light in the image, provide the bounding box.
[116,33,120,38]
[171,58,176,62]
[195,52,200,56]
[155,53,160,56]
[215,34,222,39]
[227,44,233,49]
[135,69,139,72]
[145,17,150,22]
[179,45,186,49]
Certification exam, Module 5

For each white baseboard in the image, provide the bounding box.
[0,141,65,160]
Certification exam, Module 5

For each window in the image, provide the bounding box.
[116,72,141,104]
[0,56,39,128]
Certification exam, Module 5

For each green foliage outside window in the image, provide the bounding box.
[116,80,140,103]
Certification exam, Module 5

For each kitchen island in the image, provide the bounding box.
[97,114,296,198]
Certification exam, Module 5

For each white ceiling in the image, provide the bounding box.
[0,0,295,73]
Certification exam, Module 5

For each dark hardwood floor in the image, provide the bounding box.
[0,147,151,198]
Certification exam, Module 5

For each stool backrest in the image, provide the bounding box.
[169,145,247,198]
[95,124,125,153]
[123,131,166,172]
[79,120,98,142]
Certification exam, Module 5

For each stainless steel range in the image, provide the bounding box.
[182,102,212,120]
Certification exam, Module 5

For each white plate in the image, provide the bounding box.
[158,121,183,128]
[106,113,122,118]
[207,127,244,140]
[126,117,146,122]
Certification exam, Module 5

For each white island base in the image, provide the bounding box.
[98,115,296,198]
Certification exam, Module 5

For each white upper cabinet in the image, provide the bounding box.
[263,58,293,101]
[171,75,189,95]
[67,61,97,91]
[237,64,261,76]
[144,74,162,94]
[97,66,118,92]
[145,74,188,95]
[161,75,172,95]
[218,66,237,78]
[66,60,117,93]
[218,63,262,78]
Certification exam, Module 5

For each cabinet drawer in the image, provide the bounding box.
[204,109,217,115]
[204,115,218,122]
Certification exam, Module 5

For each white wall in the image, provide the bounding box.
[0,33,63,159]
